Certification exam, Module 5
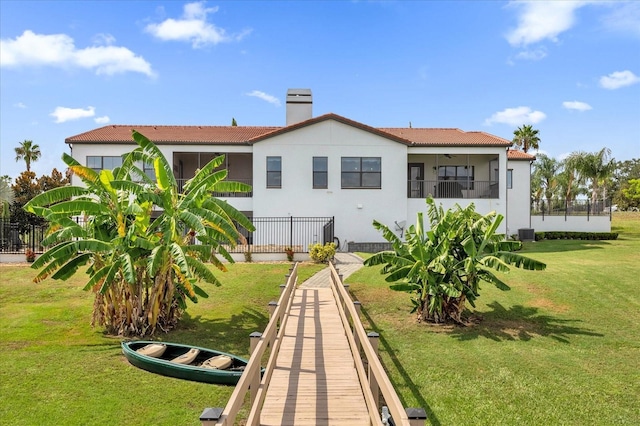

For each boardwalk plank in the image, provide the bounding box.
[260,287,371,425]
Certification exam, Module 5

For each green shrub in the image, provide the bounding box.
[535,231,618,241]
[308,242,336,263]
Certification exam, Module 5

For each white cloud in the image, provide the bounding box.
[245,90,281,106]
[0,30,155,77]
[14,102,27,109]
[94,116,110,124]
[599,70,640,89]
[562,101,592,111]
[50,106,95,123]
[600,1,640,38]
[484,106,546,126]
[515,47,547,61]
[92,33,116,46]
[145,1,251,48]
[506,1,586,47]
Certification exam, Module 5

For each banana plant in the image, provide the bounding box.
[365,197,546,324]
[24,131,254,336]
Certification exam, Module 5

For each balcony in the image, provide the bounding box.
[408,180,499,199]
[176,178,253,197]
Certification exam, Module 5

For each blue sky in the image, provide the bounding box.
[1,0,639,180]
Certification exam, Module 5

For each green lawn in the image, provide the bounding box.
[0,262,323,425]
[347,211,640,425]
[1,213,639,425]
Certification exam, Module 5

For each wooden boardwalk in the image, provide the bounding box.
[260,285,370,425]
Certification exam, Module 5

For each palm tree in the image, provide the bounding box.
[567,148,616,213]
[559,155,586,207]
[0,178,13,219]
[14,140,41,172]
[24,131,254,337]
[532,154,560,213]
[512,125,541,153]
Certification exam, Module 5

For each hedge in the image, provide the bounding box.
[534,231,619,241]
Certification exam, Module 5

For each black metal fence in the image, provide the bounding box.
[235,216,335,253]
[531,198,612,218]
[0,216,335,255]
[0,220,48,253]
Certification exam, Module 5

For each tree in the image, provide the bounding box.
[567,148,616,213]
[0,176,13,219]
[10,171,45,233]
[364,198,546,324]
[618,179,640,211]
[559,154,585,202]
[512,125,540,153]
[611,158,640,210]
[532,154,560,212]
[9,169,70,233]
[14,140,41,172]
[37,168,70,192]
[24,131,255,337]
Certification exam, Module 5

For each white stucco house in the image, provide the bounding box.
[66,89,539,252]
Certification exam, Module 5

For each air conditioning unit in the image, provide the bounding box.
[518,228,535,242]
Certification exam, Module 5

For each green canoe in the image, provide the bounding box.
[122,340,251,385]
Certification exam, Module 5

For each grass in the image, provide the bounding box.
[1,213,639,425]
[0,261,324,425]
[347,211,640,425]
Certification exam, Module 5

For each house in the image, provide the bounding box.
[66,89,537,253]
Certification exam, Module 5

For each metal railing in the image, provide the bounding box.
[235,216,334,254]
[0,220,47,253]
[531,199,612,217]
[176,178,253,197]
[408,180,499,199]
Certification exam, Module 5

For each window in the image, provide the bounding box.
[143,161,156,181]
[438,165,474,189]
[341,157,381,189]
[87,156,122,173]
[266,156,281,188]
[313,157,328,189]
[507,169,513,189]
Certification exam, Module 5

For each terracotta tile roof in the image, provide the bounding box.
[248,113,412,145]
[380,128,511,147]
[66,125,280,144]
[507,149,536,160]
[66,115,511,148]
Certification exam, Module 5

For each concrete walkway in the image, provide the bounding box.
[298,252,364,289]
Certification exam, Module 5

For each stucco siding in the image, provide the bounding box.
[251,120,408,244]
[506,160,532,236]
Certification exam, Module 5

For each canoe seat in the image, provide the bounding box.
[202,355,233,370]
[136,343,167,358]
[171,348,200,365]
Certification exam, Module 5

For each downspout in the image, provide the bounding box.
[529,159,533,228]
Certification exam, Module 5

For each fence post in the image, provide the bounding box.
[290,216,294,249]
[368,332,380,406]
[200,407,223,426]
[249,332,262,354]
[268,301,277,318]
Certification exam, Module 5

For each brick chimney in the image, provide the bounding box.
[286,89,312,125]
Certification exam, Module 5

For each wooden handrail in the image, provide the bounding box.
[329,262,420,426]
[210,263,299,426]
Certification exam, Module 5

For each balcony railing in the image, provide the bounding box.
[176,178,252,197]
[531,199,612,217]
[408,180,499,199]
